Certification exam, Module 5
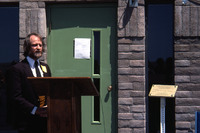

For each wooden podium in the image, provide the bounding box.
[28,77,99,133]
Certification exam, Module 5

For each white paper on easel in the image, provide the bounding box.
[74,38,91,59]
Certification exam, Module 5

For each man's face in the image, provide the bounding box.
[28,35,43,60]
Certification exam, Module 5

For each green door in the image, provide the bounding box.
[47,4,117,133]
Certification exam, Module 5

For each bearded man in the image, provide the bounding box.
[6,33,51,133]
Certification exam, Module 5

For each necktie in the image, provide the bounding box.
[34,61,41,77]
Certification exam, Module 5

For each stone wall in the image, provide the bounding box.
[175,0,200,132]
[19,2,47,62]
[118,0,146,132]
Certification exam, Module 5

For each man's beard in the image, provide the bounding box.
[29,51,42,59]
[34,52,42,59]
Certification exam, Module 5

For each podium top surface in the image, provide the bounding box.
[28,77,99,96]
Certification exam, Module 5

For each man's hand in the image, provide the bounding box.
[35,107,47,117]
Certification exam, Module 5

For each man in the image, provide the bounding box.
[6,33,51,133]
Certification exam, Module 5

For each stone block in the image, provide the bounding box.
[176,91,192,98]
[118,128,132,133]
[190,44,200,52]
[38,2,45,8]
[175,60,190,67]
[176,121,191,129]
[126,7,137,37]
[175,75,190,83]
[118,45,130,52]
[118,60,130,68]
[130,60,145,67]
[176,114,195,121]
[130,45,145,52]
[132,113,145,120]
[118,75,130,82]
[177,83,200,91]
[176,106,200,113]
[130,105,145,113]
[132,68,145,75]
[30,9,38,33]
[175,106,200,114]
[132,128,145,133]
[19,9,26,38]
[25,9,31,34]
[137,6,145,37]
[130,91,145,97]
[38,8,46,37]
[118,90,131,97]
[182,6,190,36]
[129,120,144,128]
[118,105,130,113]
[129,75,145,82]
[118,0,128,7]
[118,113,133,120]
[118,7,126,37]
[174,44,190,52]
[118,52,133,59]
[175,67,200,75]
[132,98,145,105]
[118,120,130,128]
[130,52,145,60]
[118,98,133,105]
[176,98,200,106]
[191,60,200,67]
[118,37,132,44]
[118,83,133,90]
[20,2,38,8]
[199,7,200,36]
[132,37,145,45]
[118,68,133,75]
[190,7,198,36]
[191,76,200,83]
[174,6,182,36]
[132,82,145,90]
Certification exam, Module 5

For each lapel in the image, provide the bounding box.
[40,62,50,77]
[43,72,48,77]
[21,58,34,77]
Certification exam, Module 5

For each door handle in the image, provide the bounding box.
[107,86,112,92]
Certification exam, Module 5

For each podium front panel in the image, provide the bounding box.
[28,77,98,133]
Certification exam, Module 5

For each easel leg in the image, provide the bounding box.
[160,98,166,133]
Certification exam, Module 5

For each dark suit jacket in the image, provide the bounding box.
[6,58,51,133]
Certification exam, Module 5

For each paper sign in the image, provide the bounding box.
[149,84,178,97]
[74,38,91,59]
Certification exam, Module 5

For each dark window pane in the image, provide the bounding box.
[93,78,100,121]
[94,31,100,74]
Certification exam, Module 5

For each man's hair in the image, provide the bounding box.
[23,33,45,57]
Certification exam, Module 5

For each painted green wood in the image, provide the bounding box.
[47,4,117,133]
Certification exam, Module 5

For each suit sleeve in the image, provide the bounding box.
[6,66,35,114]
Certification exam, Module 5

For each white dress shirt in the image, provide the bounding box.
[26,56,43,115]
[27,56,44,77]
